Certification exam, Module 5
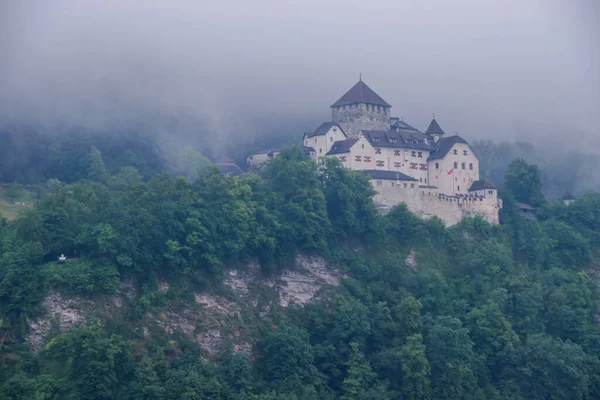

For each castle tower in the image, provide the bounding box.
[330,79,391,137]
[562,191,576,206]
[425,117,445,143]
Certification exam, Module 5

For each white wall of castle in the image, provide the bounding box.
[304,126,347,160]
[427,142,479,195]
[371,180,500,225]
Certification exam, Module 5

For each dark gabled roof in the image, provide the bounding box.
[468,179,497,191]
[516,202,535,211]
[562,191,576,200]
[331,80,391,108]
[304,122,346,138]
[427,135,469,160]
[362,130,431,150]
[217,163,244,176]
[362,170,418,181]
[303,146,315,153]
[425,118,445,136]
[215,154,235,164]
[326,138,359,155]
[391,119,421,133]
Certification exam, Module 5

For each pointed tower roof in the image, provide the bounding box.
[425,118,445,136]
[331,80,391,108]
[562,191,576,200]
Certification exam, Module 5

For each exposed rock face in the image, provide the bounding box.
[405,250,418,271]
[26,292,89,354]
[26,254,341,357]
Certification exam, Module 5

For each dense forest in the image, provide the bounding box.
[0,133,600,399]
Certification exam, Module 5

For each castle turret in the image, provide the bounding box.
[330,79,391,137]
[425,117,445,143]
[562,191,576,206]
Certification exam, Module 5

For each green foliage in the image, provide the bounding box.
[0,144,598,399]
[504,158,545,206]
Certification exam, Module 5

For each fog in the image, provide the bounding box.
[1,0,599,153]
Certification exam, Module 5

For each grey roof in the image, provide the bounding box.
[516,202,535,211]
[331,80,391,108]
[326,138,359,155]
[427,135,469,160]
[217,163,244,176]
[562,191,576,200]
[362,130,431,150]
[304,122,346,138]
[425,118,445,136]
[303,146,315,153]
[362,170,418,181]
[391,119,421,133]
[468,179,497,191]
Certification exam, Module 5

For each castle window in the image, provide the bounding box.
[435,162,439,169]
[319,148,322,154]
[362,144,364,149]
[403,183,407,188]
[463,150,468,155]
[330,136,333,142]
[410,163,418,169]
[411,151,416,157]
[394,150,400,156]
[390,138,398,143]
[364,156,371,162]
[454,161,458,169]
[355,156,362,161]
[314,138,317,143]
[375,148,382,154]
[461,162,465,169]
[457,186,460,191]
[376,180,382,187]
[453,149,458,155]
[425,178,427,183]
[391,182,395,187]
[340,156,347,162]
[376,160,385,167]
[410,183,415,188]
[489,190,493,195]
[469,163,473,170]
[420,178,423,182]
[417,152,422,158]
[394,162,401,168]
[373,137,381,143]
[419,164,427,170]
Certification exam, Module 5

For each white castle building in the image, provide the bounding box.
[302,79,502,225]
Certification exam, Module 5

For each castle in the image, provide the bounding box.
[301,79,502,226]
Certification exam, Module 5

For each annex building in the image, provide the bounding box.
[302,79,502,225]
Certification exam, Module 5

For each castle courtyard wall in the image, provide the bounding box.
[372,180,500,225]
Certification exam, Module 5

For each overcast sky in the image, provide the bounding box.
[1,0,598,146]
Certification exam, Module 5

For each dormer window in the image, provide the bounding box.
[463,150,468,155]
[373,137,381,143]
[453,149,458,155]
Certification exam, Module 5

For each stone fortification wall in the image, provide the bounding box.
[332,104,390,137]
[372,182,500,225]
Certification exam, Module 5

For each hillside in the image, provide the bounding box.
[0,146,599,399]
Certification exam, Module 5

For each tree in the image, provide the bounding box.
[318,157,377,238]
[341,342,376,400]
[398,334,431,400]
[504,158,544,206]
[89,145,109,183]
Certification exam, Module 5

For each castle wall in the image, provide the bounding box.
[304,126,347,159]
[371,180,500,225]
[332,103,390,138]
[427,142,479,195]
